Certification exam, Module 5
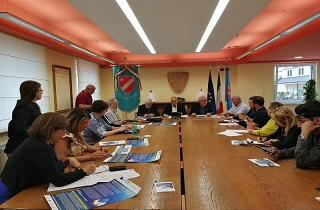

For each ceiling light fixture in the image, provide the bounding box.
[195,0,230,52]
[116,0,156,54]
[236,11,320,60]
[0,12,115,64]
[294,56,303,59]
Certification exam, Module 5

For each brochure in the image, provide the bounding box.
[45,177,140,210]
[127,138,149,146]
[104,151,162,163]
[99,140,126,146]
[154,182,175,192]
[249,158,280,167]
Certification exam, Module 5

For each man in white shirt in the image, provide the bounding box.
[221,95,250,117]
[104,98,126,125]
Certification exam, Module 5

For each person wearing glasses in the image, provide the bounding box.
[54,108,108,162]
[137,99,160,118]
[190,96,214,117]
[0,113,96,204]
[5,80,43,155]
[268,101,320,169]
[162,96,187,117]
[220,95,250,118]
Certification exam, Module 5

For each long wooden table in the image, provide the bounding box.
[1,118,320,209]
[0,121,181,209]
[181,118,320,210]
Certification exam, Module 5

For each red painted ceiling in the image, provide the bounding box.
[0,0,320,68]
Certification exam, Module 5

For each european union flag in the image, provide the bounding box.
[225,66,232,110]
[207,70,216,114]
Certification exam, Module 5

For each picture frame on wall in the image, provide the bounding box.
[52,65,73,112]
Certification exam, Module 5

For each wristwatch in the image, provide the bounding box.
[298,135,307,140]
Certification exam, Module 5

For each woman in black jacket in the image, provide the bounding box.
[5,80,43,155]
[0,112,96,204]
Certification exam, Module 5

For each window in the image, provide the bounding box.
[299,68,304,75]
[274,63,315,104]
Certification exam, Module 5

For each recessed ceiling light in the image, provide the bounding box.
[236,34,241,37]
[294,56,303,59]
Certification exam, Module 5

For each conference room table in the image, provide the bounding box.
[1,117,320,209]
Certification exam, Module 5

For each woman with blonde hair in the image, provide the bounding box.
[55,108,108,162]
[262,106,301,149]
[248,102,283,137]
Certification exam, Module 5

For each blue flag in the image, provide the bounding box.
[207,70,216,114]
[113,65,141,112]
[225,66,232,110]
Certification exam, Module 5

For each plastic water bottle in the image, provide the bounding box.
[132,122,137,137]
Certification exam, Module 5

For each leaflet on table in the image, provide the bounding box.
[154,182,175,192]
[249,158,280,167]
[45,177,141,210]
[111,145,132,156]
[99,140,126,146]
[104,151,162,163]
[47,166,140,192]
[225,129,249,133]
[127,138,149,146]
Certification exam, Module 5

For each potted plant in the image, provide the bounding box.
[303,79,318,102]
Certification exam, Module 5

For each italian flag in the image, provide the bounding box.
[216,71,224,114]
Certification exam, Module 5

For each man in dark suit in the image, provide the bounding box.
[137,99,160,118]
[162,96,187,117]
[190,96,214,117]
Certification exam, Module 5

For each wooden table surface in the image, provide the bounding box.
[181,118,320,210]
[0,121,181,209]
[1,117,320,209]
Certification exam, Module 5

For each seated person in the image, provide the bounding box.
[268,101,320,169]
[137,99,160,118]
[83,100,130,145]
[55,108,109,162]
[190,96,214,117]
[104,98,126,126]
[248,102,283,137]
[0,113,95,204]
[239,96,270,128]
[162,96,187,117]
[220,95,250,118]
[261,106,300,149]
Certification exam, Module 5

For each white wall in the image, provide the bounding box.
[0,33,50,133]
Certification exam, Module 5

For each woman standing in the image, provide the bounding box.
[5,80,43,155]
[0,112,95,204]
[55,108,108,162]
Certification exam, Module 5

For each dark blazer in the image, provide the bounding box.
[137,104,160,116]
[5,100,41,154]
[162,104,187,116]
[189,103,214,115]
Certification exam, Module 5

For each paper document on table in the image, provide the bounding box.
[112,145,132,155]
[181,115,188,118]
[210,115,221,118]
[219,123,238,127]
[249,158,280,167]
[47,167,140,192]
[196,115,206,118]
[154,182,175,192]
[218,130,243,136]
[99,140,126,146]
[226,129,249,133]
